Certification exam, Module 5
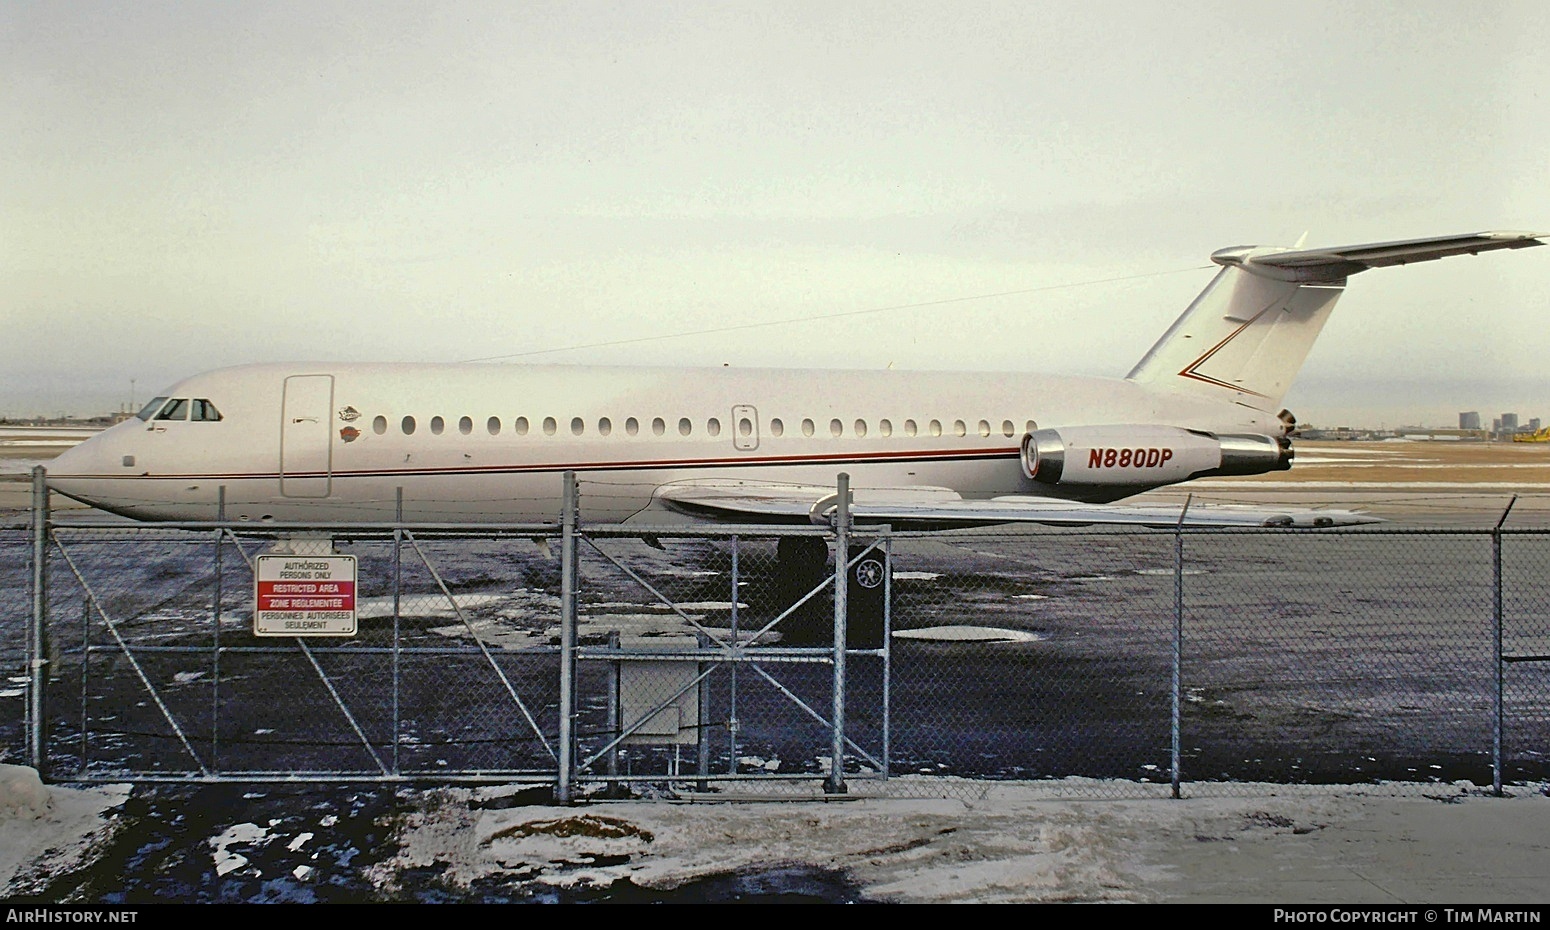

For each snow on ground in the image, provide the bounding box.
[0,765,130,893]
[342,778,1550,904]
[5,763,1550,903]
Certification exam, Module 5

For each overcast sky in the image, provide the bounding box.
[4,1,1548,426]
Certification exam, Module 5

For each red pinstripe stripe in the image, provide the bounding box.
[58,445,1023,482]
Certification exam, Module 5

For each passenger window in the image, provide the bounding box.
[904,419,917,437]
[137,396,170,421]
[1002,420,1015,437]
[929,420,942,437]
[829,419,843,437]
[571,417,585,436]
[373,415,387,435]
[543,417,557,436]
[191,399,222,422]
[802,419,815,437]
[459,416,473,435]
[770,418,784,437]
[626,417,639,436]
[978,420,991,437]
[707,418,721,437]
[738,417,753,437]
[853,419,867,438]
[653,417,666,436]
[402,416,417,435]
[156,398,189,420]
[487,416,500,435]
[678,418,692,436]
[1026,420,1037,434]
[879,419,892,437]
[515,416,530,436]
[599,417,612,436]
[430,416,445,435]
[954,420,967,437]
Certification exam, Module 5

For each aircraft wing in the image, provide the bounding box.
[654,483,1379,529]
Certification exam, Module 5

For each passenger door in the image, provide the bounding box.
[280,374,334,497]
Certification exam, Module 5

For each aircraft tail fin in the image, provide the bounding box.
[1126,231,1545,413]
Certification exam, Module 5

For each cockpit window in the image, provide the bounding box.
[140,396,220,422]
[137,396,170,421]
[155,398,190,421]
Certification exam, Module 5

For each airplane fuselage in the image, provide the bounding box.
[46,362,1268,524]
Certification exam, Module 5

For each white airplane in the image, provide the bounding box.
[46,231,1545,541]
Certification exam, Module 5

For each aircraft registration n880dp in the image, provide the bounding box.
[45,230,1546,532]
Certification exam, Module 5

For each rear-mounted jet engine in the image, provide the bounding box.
[1021,425,1291,487]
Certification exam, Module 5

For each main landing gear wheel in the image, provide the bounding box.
[775,537,830,644]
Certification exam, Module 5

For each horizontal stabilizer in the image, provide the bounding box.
[1212,230,1545,284]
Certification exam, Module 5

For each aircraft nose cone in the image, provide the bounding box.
[45,435,101,480]
[43,424,131,506]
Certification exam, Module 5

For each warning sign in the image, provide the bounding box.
[254,554,358,637]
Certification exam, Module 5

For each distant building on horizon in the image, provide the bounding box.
[1502,413,1520,432]
[1460,411,1481,430]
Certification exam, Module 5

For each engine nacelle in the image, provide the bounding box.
[1020,425,1291,487]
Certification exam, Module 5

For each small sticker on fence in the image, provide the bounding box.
[254,554,357,636]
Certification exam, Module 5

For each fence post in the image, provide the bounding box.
[728,536,741,775]
[29,466,49,774]
[557,471,578,802]
[882,530,893,780]
[1492,495,1515,797]
[1172,494,1191,800]
[214,488,225,628]
[827,473,850,795]
[213,486,225,773]
[697,630,711,792]
[393,486,404,775]
[606,630,620,792]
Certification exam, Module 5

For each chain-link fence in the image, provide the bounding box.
[4,496,1550,802]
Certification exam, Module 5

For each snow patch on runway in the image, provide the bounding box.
[893,626,1046,643]
[355,593,520,620]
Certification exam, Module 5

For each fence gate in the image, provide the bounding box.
[567,528,892,798]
